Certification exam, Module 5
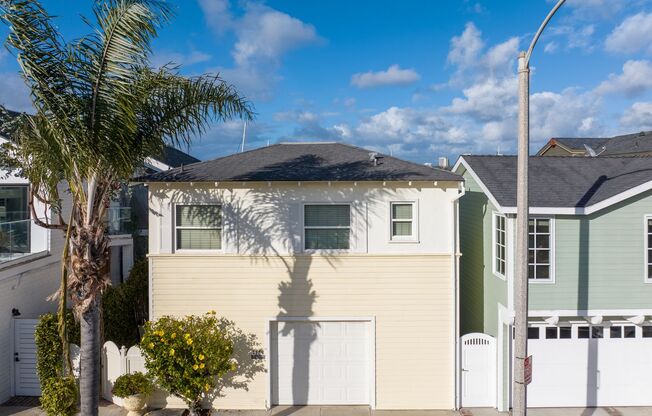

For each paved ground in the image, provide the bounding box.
[2,404,652,416]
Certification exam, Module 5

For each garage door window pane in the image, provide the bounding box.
[578,326,590,339]
[591,326,603,339]
[559,327,572,339]
[610,326,622,338]
[545,327,558,339]
[527,327,540,339]
[624,325,636,338]
[643,327,652,338]
[304,205,350,250]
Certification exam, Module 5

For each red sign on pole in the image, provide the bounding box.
[524,355,533,385]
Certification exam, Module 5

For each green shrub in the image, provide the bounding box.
[112,371,154,398]
[40,376,78,416]
[35,312,80,383]
[102,258,149,347]
[140,312,234,413]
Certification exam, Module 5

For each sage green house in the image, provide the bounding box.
[453,155,652,411]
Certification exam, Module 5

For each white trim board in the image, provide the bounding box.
[265,316,376,409]
[454,156,652,216]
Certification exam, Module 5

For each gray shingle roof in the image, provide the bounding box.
[142,142,461,183]
[156,145,200,168]
[542,131,652,156]
[460,155,652,208]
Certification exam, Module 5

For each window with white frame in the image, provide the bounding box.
[646,217,652,281]
[493,213,506,277]
[175,205,222,250]
[528,218,552,281]
[304,204,350,250]
[390,202,415,240]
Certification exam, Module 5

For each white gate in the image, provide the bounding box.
[101,341,125,406]
[461,333,496,408]
[13,319,41,396]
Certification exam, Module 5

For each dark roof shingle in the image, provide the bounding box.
[142,142,461,183]
[461,155,652,208]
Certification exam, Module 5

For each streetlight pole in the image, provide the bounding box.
[513,1,565,416]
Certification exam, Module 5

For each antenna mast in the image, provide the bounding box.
[240,121,248,153]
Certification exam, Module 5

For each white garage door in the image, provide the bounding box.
[527,324,652,407]
[271,320,370,405]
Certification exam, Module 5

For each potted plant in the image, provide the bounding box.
[112,372,154,416]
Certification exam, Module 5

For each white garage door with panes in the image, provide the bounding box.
[527,323,652,407]
[271,320,371,405]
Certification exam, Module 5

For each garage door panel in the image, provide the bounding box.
[272,320,370,405]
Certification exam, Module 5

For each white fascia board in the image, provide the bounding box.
[453,157,505,212]
[144,157,172,172]
[529,309,652,317]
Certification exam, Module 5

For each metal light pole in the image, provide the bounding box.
[513,1,565,416]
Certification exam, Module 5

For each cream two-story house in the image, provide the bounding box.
[143,142,464,410]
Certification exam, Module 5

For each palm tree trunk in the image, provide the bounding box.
[80,298,101,415]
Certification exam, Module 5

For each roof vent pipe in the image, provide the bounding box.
[438,156,449,170]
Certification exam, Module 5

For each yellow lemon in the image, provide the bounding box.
[198,354,205,361]
[199,363,205,369]
[171,333,177,339]
[184,333,190,339]
[148,343,154,349]
[193,364,199,370]
[169,348,175,356]
[186,339,193,345]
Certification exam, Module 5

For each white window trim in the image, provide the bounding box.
[302,202,352,253]
[644,214,652,283]
[388,201,419,243]
[492,212,507,280]
[528,216,555,284]
[173,203,223,253]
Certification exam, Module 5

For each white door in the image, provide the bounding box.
[14,319,41,396]
[527,325,652,407]
[271,320,370,405]
[461,333,496,407]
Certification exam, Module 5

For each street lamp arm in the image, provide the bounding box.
[524,0,566,67]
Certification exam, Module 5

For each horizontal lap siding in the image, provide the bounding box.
[150,254,453,410]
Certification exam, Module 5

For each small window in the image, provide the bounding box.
[610,326,622,338]
[528,218,552,281]
[304,204,350,250]
[591,326,604,339]
[578,326,590,339]
[390,202,415,240]
[527,327,540,339]
[559,327,572,339]
[643,326,652,338]
[494,214,506,277]
[175,205,222,250]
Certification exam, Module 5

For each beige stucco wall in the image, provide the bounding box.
[149,253,455,410]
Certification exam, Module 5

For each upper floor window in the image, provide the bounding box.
[646,217,652,281]
[0,185,30,259]
[304,204,350,250]
[493,213,506,277]
[390,202,416,241]
[175,205,222,250]
[528,218,553,281]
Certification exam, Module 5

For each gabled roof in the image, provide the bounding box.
[142,142,462,183]
[537,131,652,156]
[156,146,200,168]
[455,155,652,215]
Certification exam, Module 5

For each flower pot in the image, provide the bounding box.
[122,393,148,416]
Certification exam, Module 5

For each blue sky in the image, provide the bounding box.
[2,0,652,163]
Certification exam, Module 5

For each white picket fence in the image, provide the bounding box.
[69,341,146,406]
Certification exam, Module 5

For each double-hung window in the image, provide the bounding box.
[646,216,652,281]
[390,202,416,241]
[493,213,506,277]
[304,204,350,250]
[528,218,552,281]
[175,205,222,250]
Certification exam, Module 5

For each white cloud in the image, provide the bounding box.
[595,60,652,97]
[0,72,32,113]
[350,65,420,89]
[448,22,484,70]
[198,1,322,101]
[620,102,652,130]
[446,77,517,122]
[605,12,652,54]
[544,41,558,54]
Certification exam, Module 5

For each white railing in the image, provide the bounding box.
[0,218,31,262]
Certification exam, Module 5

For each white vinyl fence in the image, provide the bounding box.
[70,341,146,405]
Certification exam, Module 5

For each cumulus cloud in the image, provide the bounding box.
[350,65,420,89]
[595,60,652,97]
[620,102,652,131]
[198,0,322,100]
[605,12,652,54]
[448,22,484,69]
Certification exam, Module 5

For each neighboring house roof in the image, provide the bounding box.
[537,131,652,156]
[155,145,200,168]
[142,142,462,182]
[455,155,652,214]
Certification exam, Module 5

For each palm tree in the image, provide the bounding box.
[0,1,252,414]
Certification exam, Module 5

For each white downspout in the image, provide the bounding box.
[451,182,466,410]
